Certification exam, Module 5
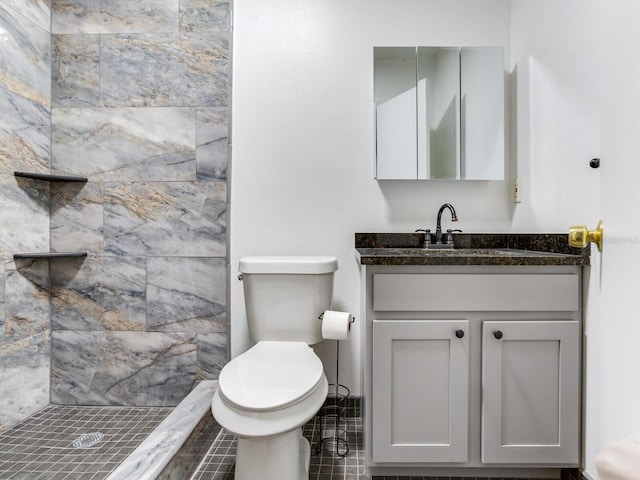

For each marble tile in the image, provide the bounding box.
[153,409,218,480]
[0,2,50,106]
[0,88,50,176]
[180,0,230,32]
[196,333,227,381]
[0,0,51,32]
[105,381,217,480]
[104,181,227,257]
[52,34,100,107]
[50,181,104,254]
[0,331,50,431]
[51,330,197,406]
[100,32,229,107]
[52,0,179,34]
[50,255,146,331]
[51,107,196,181]
[196,107,228,181]
[0,174,49,255]
[3,257,49,341]
[0,260,5,333]
[147,257,226,333]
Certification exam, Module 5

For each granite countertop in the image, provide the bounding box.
[355,233,590,266]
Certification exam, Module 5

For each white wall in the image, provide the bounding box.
[231,0,600,397]
[231,0,513,394]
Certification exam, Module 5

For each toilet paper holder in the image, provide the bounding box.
[315,311,355,458]
[318,312,356,324]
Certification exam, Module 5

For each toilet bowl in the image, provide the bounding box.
[212,341,329,480]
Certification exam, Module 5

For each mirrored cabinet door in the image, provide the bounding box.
[417,47,460,179]
[460,47,505,180]
[374,47,418,179]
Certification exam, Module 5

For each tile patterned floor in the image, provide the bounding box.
[191,412,568,480]
[192,415,364,480]
[0,405,171,480]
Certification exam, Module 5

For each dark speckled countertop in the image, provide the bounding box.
[355,233,590,266]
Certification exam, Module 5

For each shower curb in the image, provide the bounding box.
[105,381,218,480]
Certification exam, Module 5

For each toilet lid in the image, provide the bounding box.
[219,341,324,411]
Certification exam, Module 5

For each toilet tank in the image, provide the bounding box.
[239,256,338,344]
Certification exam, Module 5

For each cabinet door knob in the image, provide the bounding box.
[493,330,503,340]
[455,329,465,339]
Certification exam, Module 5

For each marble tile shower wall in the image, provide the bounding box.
[48,0,230,407]
[0,0,52,431]
[0,0,229,429]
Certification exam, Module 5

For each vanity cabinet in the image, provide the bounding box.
[362,264,583,477]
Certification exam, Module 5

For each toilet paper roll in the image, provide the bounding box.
[321,310,352,340]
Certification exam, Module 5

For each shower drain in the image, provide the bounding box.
[72,432,104,448]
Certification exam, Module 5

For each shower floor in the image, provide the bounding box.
[0,405,172,480]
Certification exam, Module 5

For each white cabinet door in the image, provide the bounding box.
[372,319,469,463]
[481,320,580,465]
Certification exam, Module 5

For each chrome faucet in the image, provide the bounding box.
[435,203,458,244]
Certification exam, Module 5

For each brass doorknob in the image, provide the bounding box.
[568,220,603,252]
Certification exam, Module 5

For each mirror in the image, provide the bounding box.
[374,46,505,180]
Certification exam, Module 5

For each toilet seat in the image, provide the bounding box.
[218,341,324,412]
[212,341,329,438]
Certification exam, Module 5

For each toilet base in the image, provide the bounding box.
[235,427,310,480]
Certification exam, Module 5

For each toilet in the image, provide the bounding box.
[211,256,338,480]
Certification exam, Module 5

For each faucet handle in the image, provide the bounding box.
[446,229,463,244]
[415,229,432,248]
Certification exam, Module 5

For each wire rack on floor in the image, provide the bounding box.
[314,314,354,458]
[314,382,351,457]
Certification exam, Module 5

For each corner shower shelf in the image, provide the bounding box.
[13,171,89,260]
[14,171,88,182]
[14,252,88,260]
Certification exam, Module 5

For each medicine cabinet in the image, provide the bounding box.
[374,46,504,180]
